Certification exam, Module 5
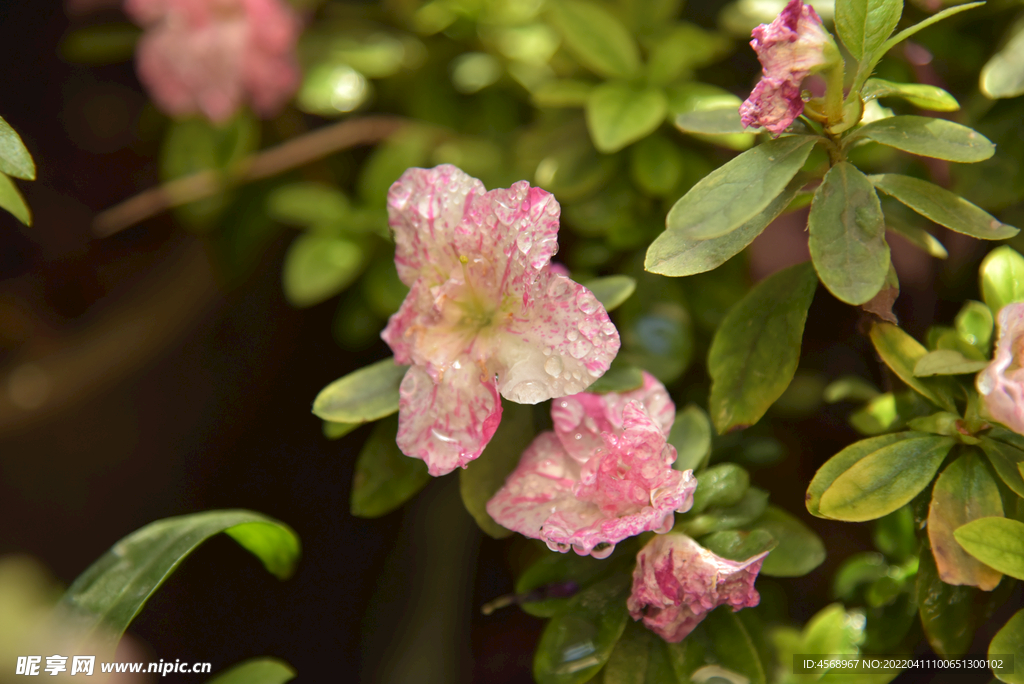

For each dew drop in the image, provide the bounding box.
[569,337,592,359]
[572,371,581,381]
[601,322,617,336]
[591,543,615,560]
[574,432,583,441]
[509,380,547,404]
[567,329,579,342]
[516,231,534,254]
[576,291,599,315]
[544,355,564,377]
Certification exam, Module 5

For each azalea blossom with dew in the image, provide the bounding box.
[627,532,767,642]
[382,165,620,476]
[976,302,1024,435]
[124,0,301,123]
[485,373,694,558]
[739,0,837,134]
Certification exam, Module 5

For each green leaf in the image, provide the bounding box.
[602,621,672,684]
[874,505,917,561]
[312,357,408,424]
[0,116,35,180]
[668,404,713,472]
[55,510,300,651]
[322,420,359,440]
[916,544,981,656]
[879,2,985,59]
[673,108,750,135]
[955,300,994,351]
[205,658,296,684]
[862,78,960,111]
[267,182,350,229]
[546,0,641,79]
[981,21,1024,100]
[586,362,645,394]
[704,607,769,684]
[533,574,631,684]
[0,173,31,225]
[954,517,1024,580]
[801,603,865,657]
[748,505,827,577]
[690,463,750,513]
[809,162,890,305]
[990,609,1024,684]
[869,322,958,412]
[646,23,732,85]
[629,133,684,197]
[870,174,1018,240]
[818,434,954,521]
[679,488,770,537]
[700,529,777,562]
[459,402,532,539]
[928,453,1004,590]
[708,262,818,433]
[913,349,989,376]
[980,435,1024,498]
[824,375,881,403]
[282,235,364,308]
[808,432,938,517]
[847,116,995,163]
[351,415,430,518]
[886,220,948,259]
[516,551,616,618]
[585,83,667,153]
[532,79,595,108]
[59,22,140,66]
[835,0,903,61]
[583,275,636,312]
[645,177,800,277]
[980,246,1024,316]
[664,135,816,240]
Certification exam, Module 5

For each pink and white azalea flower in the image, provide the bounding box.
[382,165,620,476]
[739,0,836,134]
[977,302,1024,435]
[628,533,767,642]
[485,373,694,558]
[125,0,301,123]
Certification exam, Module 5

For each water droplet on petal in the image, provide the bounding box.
[517,231,534,254]
[569,338,592,359]
[567,329,579,342]
[591,543,615,560]
[576,291,598,315]
[544,356,564,377]
[978,371,993,395]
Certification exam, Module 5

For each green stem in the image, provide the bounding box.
[823,62,845,130]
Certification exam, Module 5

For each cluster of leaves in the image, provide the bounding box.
[0,116,34,225]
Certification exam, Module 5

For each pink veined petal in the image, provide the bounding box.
[977,302,1024,435]
[488,268,620,405]
[739,78,804,135]
[627,533,767,642]
[396,361,502,476]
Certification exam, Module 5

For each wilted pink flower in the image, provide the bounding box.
[977,303,1024,434]
[739,0,835,134]
[485,373,695,558]
[628,533,767,642]
[382,165,620,476]
[125,0,301,123]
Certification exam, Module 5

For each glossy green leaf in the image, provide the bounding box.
[0,173,31,225]
[808,432,936,517]
[871,174,1017,241]
[459,402,532,539]
[679,488,769,537]
[887,218,948,259]
[55,510,300,651]
[869,322,958,412]
[981,246,1024,316]
[824,376,881,403]
[704,607,769,684]
[690,463,750,513]
[848,116,994,163]
[664,135,817,240]
[351,415,429,518]
[586,83,667,153]
[818,434,954,521]
[980,435,1024,498]
[917,545,981,656]
[834,553,890,600]
[802,603,865,657]
[532,79,594,108]
[0,116,35,180]
[879,2,983,58]
[990,609,1024,684]
[928,453,1004,590]
[267,182,350,229]
[836,0,902,61]
[546,0,641,79]
[954,517,1024,580]
[747,505,826,577]
[205,658,296,684]
[913,350,989,376]
[646,23,732,85]
[312,357,408,424]
[533,574,631,684]
[586,363,645,394]
[673,108,749,135]
[700,529,777,562]
[809,163,889,305]
[322,420,359,440]
[708,262,817,433]
[645,180,800,277]
[583,275,636,312]
[515,551,616,618]
[907,411,966,439]
[862,78,959,111]
[668,404,713,472]
[602,620,679,684]
[629,134,684,197]
[955,300,994,352]
[282,235,364,308]
[981,21,1024,99]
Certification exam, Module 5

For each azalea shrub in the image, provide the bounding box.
[10,0,1024,680]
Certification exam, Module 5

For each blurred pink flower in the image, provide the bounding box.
[382,165,620,476]
[124,0,301,123]
[977,302,1024,434]
[486,373,694,558]
[628,533,766,642]
[739,0,833,134]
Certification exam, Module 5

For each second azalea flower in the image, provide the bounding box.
[486,373,696,558]
[382,165,620,476]
[976,302,1024,435]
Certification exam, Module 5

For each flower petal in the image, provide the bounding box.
[977,302,1024,435]
[396,362,502,476]
[628,533,767,642]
